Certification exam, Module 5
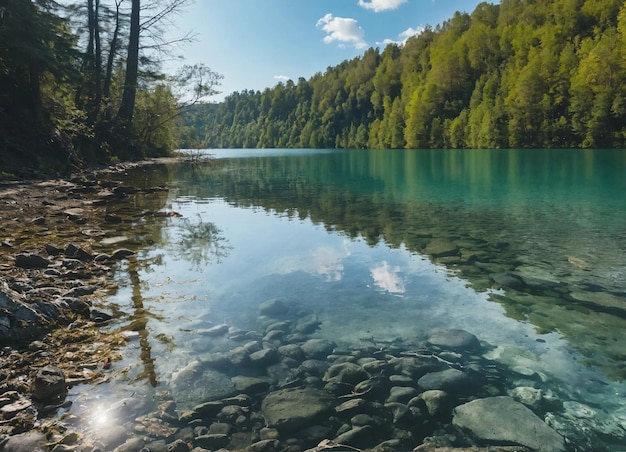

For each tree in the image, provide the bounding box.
[116,0,139,128]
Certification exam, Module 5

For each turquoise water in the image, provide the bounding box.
[76,149,626,449]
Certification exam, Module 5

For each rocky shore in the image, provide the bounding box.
[0,166,594,451]
[0,165,171,449]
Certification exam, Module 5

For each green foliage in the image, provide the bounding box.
[185,0,626,150]
[0,0,221,174]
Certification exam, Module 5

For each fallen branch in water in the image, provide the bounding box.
[397,351,464,369]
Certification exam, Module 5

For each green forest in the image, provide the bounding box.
[0,0,221,175]
[3,0,626,176]
[183,0,626,150]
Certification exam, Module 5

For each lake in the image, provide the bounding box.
[72,149,626,450]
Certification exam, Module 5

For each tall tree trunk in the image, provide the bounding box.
[103,0,122,100]
[117,0,140,128]
[74,0,95,110]
[92,0,102,120]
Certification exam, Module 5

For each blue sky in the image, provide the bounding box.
[168,0,488,102]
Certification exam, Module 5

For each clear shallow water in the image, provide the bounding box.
[72,149,626,449]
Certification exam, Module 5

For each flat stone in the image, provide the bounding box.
[0,431,47,452]
[101,236,130,246]
[417,368,473,394]
[333,425,376,449]
[335,398,368,414]
[386,386,418,404]
[1,398,33,419]
[424,239,459,258]
[64,208,85,221]
[194,434,229,450]
[515,265,561,288]
[323,362,369,385]
[427,328,481,351]
[15,253,50,269]
[249,348,280,366]
[200,323,230,337]
[261,388,333,434]
[570,291,626,314]
[301,339,335,359]
[231,376,270,394]
[111,248,135,260]
[453,396,565,452]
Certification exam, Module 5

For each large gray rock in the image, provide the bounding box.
[453,396,565,452]
[323,362,369,385]
[424,239,459,258]
[258,298,288,317]
[427,328,481,352]
[418,368,474,394]
[261,388,333,434]
[0,431,48,451]
[0,291,41,341]
[31,365,67,402]
[301,339,335,359]
[15,253,51,269]
[170,365,235,411]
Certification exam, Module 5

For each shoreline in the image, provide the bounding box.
[0,159,175,441]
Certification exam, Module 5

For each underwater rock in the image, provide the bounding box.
[0,431,48,452]
[426,328,481,352]
[110,248,135,260]
[323,362,369,386]
[249,347,279,366]
[194,434,229,450]
[453,396,565,452]
[418,369,474,394]
[301,339,335,359]
[200,323,229,337]
[424,239,459,258]
[414,390,450,417]
[490,272,525,290]
[514,265,561,288]
[278,343,305,361]
[231,376,270,394]
[386,386,418,404]
[333,425,377,449]
[509,386,543,410]
[261,388,333,434]
[258,298,287,317]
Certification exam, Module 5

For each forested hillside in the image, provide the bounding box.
[183,0,626,149]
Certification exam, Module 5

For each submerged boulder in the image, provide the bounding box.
[261,388,333,434]
[426,328,481,352]
[453,396,565,452]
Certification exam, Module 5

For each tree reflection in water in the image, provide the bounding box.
[174,214,232,269]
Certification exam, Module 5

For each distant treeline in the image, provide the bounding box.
[182,0,626,150]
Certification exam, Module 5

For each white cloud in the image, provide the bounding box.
[274,75,290,82]
[379,25,425,46]
[371,261,406,294]
[358,0,408,12]
[267,242,351,282]
[316,13,368,49]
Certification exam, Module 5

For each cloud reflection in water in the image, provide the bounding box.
[370,261,405,295]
